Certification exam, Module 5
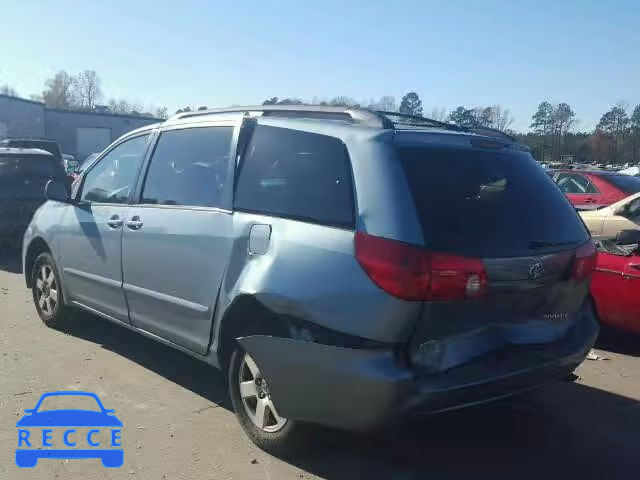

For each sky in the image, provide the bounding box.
[1,0,639,131]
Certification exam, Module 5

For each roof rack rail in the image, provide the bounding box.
[172,106,518,142]
[173,105,395,129]
[466,126,517,142]
[375,111,467,132]
[377,111,520,142]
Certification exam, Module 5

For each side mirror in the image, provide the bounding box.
[45,179,70,203]
[615,229,640,246]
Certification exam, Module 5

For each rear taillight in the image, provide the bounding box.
[572,240,597,281]
[355,232,488,301]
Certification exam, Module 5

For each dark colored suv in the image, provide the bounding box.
[0,147,67,249]
[0,138,63,164]
[23,106,598,453]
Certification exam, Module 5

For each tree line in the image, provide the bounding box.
[262,93,640,165]
[3,70,169,119]
[4,72,639,165]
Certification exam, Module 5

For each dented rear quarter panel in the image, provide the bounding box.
[210,211,422,352]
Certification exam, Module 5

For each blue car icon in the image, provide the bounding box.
[16,391,123,468]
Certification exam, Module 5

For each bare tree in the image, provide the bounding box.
[107,98,133,114]
[492,105,514,131]
[1,84,17,96]
[72,70,102,110]
[155,106,169,119]
[429,107,447,121]
[329,96,359,107]
[129,99,144,115]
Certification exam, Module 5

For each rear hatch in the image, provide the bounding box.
[0,155,56,226]
[396,142,594,372]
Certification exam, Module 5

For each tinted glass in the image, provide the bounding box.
[234,125,354,228]
[605,174,640,194]
[0,156,54,178]
[141,127,232,208]
[398,147,589,257]
[81,135,148,203]
[556,173,598,194]
[627,197,640,220]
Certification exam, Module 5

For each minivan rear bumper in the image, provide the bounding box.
[237,304,598,431]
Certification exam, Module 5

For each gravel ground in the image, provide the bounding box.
[1,254,640,480]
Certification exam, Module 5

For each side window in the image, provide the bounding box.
[556,173,597,194]
[81,135,149,204]
[234,125,354,228]
[141,127,233,208]
[627,198,640,221]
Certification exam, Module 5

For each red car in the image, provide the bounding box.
[549,169,640,209]
[591,234,640,334]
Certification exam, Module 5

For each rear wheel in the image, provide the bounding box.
[31,252,71,328]
[228,345,308,454]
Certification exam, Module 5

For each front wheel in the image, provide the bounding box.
[31,252,71,328]
[228,346,309,454]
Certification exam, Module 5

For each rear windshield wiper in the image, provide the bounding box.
[528,240,578,250]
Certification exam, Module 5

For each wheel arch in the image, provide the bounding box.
[215,294,281,372]
[24,237,52,288]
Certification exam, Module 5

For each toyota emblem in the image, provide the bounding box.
[528,262,544,280]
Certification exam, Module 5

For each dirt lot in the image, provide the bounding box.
[1,253,640,480]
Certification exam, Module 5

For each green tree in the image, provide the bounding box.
[631,104,640,163]
[42,71,76,109]
[277,98,304,105]
[399,92,423,117]
[262,97,279,105]
[550,103,575,161]
[448,106,478,127]
[529,101,554,161]
[529,101,554,135]
[598,104,630,164]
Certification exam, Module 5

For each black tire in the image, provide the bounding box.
[31,252,71,328]
[228,344,309,455]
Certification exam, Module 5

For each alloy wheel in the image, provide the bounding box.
[238,352,287,433]
[35,264,58,316]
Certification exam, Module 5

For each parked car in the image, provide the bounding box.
[22,106,598,453]
[0,147,68,249]
[549,169,640,209]
[62,154,78,175]
[580,193,640,237]
[0,138,63,164]
[591,231,640,334]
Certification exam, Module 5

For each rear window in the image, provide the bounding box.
[398,146,589,258]
[1,140,61,159]
[604,174,640,194]
[0,156,55,178]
